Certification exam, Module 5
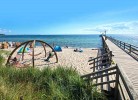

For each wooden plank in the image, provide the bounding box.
[103,36,138,99]
[118,82,127,100]
[81,66,117,78]
[114,67,119,100]
[83,71,116,82]
[89,57,110,64]
[91,71,116,80]
[88,52,110,62]
[90,62,110,68]
[32,40,35,67]
[93,80,116,86]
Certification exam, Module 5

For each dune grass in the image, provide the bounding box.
[0,50,107,100]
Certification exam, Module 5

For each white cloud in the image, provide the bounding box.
[0,28,11,34]
[83,21,138,34]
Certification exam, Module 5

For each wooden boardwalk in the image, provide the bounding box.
[104,36,138,95]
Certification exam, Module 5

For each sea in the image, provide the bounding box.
[0,34,138,48]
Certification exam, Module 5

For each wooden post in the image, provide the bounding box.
[22,42,30,61]
[120,41,121,47]
[129,45,131,53]
[110,51,112,64]
[124,43,125,50]
[114,65,119,100]
[117,40,119,45]
[32,40,35,68]
[116,40,117,44]
[102,37,105,48]
[116,40,117,45]
[113,39,115,43]
[93,59,95,72]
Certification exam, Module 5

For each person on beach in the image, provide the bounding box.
[74,47,83,52]
[44,51,54,62]
[11,57,30,67]
[12,57,17,62]
[74,48,78,52]
[11,57,20,66]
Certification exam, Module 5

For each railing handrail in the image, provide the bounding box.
[108,36,138,48]
[117,64,135,100]
[88,52,111,62]
[81,66,117,78]
[81,64,136,100]
[88,51,112,72]
[107,36,138,50]
[106,36,138,61]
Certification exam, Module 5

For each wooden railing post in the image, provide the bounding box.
[93,59,95,72]
[114,65,119,100]
[120,41,121,47]
[114,39,115,43]
[116,40,119,45]
[32,40,35,68]
[110,51,112,64]
[129,45,131,53]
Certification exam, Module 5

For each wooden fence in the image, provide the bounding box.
[106,36,138,61]
[88,52,112,72]
[81,64,134,100]
[88,35,113,73]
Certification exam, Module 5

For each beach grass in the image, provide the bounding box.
[0,50,107,100]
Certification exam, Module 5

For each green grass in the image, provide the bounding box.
[0,50,10,66]
[0,50,107,100]
[0,50,10,56]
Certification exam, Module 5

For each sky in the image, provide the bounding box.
[0,0,138,35]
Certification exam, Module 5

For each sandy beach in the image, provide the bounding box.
[4,46,98,75]
[51,47,98,75]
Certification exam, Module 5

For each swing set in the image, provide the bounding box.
[6,40,58,68]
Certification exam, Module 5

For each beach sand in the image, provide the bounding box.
[4,46,98,75]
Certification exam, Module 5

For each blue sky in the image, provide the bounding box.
[0,0,138,35]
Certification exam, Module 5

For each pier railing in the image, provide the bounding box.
[81,64,134,100]
[106,36,138,61]
[88,52,112,72]
[102,35,111,54]
[88,35,113,72]
[82,35,136,100]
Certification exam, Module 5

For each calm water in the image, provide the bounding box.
[0,34,138,48]
[0,35,102,48]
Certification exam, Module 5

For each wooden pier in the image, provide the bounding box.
[82,35,138,100]
[104,35,138,99]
